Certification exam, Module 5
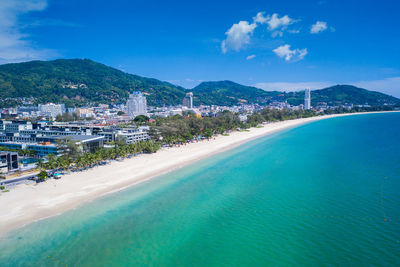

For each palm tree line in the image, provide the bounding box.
[149,108,318,144]
[39,141,160,171]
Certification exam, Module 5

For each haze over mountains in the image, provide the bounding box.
[0,59,398,108]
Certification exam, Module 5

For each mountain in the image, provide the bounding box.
[191,81,283,106]
[0,59,186,107]
[284,85,400,107]
[0,59,398,108]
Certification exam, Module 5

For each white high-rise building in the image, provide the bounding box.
[183,92,193,109]
[126,91,147,118]
[304,88,311,110]
[38,103,65,118]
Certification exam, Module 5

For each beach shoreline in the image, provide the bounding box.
[0,112,395,236]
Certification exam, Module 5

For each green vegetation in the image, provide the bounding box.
[149,109,317,144]
[0,186,5,190]
[55,112,80,122]
[0,59,185,107]
[192,80,282,106]
[133,115,150,125]
[150,106,387,145]
[42,141,160,171]
[37,170,48,181]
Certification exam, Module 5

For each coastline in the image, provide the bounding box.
[0,112,394,236]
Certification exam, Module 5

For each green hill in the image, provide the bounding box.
[284,85,400,106]
[0,59,186,107]
[192,81,283,106]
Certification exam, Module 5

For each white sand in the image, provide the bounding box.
[0,112,390,235]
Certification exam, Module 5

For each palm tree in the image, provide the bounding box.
[37,170,48,182]
[37,159,44,170]
[47,154,57,170]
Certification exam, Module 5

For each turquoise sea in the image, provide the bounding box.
[1,113,400,266]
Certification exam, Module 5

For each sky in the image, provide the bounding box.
[1,0,400,96]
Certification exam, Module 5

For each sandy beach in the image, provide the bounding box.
[0,112,387,235]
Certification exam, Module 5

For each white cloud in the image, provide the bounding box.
[221,21,257,53]
[266,13,295,30]
[310,21,328,34]
[246,54,256,60]
[221,12,297,53]
[0,0,57,64]
[253,12,268,24]
[256,13,297,37]
[273,44,307,61]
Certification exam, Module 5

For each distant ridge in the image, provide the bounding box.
[283,85,400,107]
[0,59,398,107]
[191,80,282,106]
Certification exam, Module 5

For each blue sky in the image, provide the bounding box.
[1,0,400,96]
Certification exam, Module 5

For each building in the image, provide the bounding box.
[0,120,11,131]
[27,142,59,157]
[4,121,33,133]
[0,151,19,174]
[53,135,105,153]
[126,91,147,118]
[17,106,39,116]
[97,129,117,143]
[76,108,94,118]
[116,129,149,144]
[304,88,311,110]
[0,142,59,157]
[38,103,65,118]
[183,92,193,109]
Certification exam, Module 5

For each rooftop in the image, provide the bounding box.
[52,135,104,142]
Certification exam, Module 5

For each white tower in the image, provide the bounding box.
[304,88,311,110]
[183,92,193,109]
[127,91,147,118]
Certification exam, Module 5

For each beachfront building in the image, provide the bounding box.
[26,143,59,157]
[0,142,59,157]
[52,135,105,153]
[38,103,65,118]
[304,88,311,110]
[183,92,193,109]
[126,91,147,118]
[0,151,19,174]
[116,129,149,144]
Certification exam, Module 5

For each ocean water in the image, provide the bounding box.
[1,113,400,266]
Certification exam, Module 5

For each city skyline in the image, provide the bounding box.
[0,0,399,97]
